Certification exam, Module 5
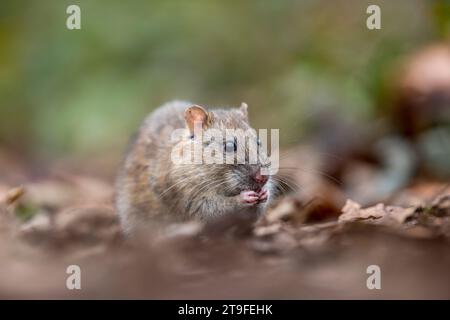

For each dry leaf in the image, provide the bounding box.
[339,199,416,226]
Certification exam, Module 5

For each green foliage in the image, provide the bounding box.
[0,0,446,158]
[15,202,38,221]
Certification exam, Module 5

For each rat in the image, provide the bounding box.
[115,100,275,233]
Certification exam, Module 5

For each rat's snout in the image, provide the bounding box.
[252,169,268,186]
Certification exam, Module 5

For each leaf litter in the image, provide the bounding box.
[0,172,449,299]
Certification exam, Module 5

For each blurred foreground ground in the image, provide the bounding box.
[0,0,449,299]
[0,151,449,299]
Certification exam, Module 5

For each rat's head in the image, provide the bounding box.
[172,103,272,200]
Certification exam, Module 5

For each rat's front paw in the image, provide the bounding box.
[258,189,268,203]
[239,190,259,205]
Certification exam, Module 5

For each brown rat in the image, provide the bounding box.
[115,100,275,233]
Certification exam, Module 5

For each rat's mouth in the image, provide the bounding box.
[250,180,269,193]
[245,178,270,193]
[225,175,270,196]
[244,181,269,193]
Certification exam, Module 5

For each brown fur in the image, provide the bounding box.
[115,101,274,234]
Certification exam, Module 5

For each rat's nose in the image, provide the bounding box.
[253,169,268,186]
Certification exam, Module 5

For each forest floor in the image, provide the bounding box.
[0,154,449,299]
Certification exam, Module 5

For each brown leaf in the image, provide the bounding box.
[3,186,25,206]
[339,199,416,226]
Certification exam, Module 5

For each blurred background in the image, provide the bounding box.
[0,0,450,300]
[0,0,449,205]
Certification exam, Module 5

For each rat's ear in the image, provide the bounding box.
[184,105,212,134]
[239,102,248,118]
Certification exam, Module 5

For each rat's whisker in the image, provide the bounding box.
[158,175,196,199]
[190,179,226,200]
[278,166,342,185]
[271,175,301,193]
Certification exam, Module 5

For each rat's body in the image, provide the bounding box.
[115,101,274,233]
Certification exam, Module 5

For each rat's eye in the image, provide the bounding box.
[224,140,237,153]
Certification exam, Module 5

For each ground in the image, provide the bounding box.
[0,164,449,299]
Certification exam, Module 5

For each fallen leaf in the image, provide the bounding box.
[339,199,416,226]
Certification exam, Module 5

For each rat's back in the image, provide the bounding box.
[115,100,192,233]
